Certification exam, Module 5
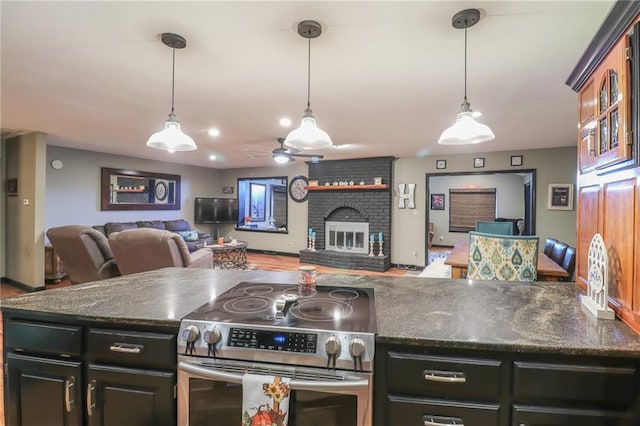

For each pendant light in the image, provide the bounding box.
[284,20,333,151]
[438,9,495,145]
[147,33,197,153]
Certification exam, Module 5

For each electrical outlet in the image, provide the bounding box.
[440,235,444,241]
[412,250,417,257]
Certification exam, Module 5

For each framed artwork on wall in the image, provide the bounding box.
[547,183,574,210]
[511,155,523,166]
[474,157,485,168]
[436,160,447,170]
[430,193,445,210]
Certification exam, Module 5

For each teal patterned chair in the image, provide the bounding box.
[467,231,539,281]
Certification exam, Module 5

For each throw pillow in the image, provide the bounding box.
[178,230,199,241]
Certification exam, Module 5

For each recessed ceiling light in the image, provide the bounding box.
[208,128,220,137]
[209,154,217,160]
[279,117,292,127]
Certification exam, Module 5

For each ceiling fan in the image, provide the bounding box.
[250,138,325,164]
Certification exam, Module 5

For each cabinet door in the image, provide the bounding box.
[513,405,630,426]
[578,80,598,173]
[6,353,82,426]
[87,364,175,426]
[576,185,601,289]
[593,35,632,170]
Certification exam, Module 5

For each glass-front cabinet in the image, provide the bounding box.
[579,34,633,173]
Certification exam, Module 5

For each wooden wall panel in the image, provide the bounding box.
[576,185,601,289]
[603,179,636,312]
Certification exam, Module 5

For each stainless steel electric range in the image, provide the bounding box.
[176,282,376,426]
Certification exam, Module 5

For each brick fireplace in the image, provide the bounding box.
[300,156,394,272]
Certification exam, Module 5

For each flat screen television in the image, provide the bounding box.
[194,197,239,224]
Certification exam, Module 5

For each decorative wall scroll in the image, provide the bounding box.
[397,183,416,209]
[581,233,615,320]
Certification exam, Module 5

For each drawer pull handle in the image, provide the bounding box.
[423,369,466,383]
[64,376,74,413]
[110,343,144,354]
[86,381,96,416]
[424,415,464,426]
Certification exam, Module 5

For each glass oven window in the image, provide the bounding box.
[188,378,357,425]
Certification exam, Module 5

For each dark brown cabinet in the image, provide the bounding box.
[3,316,177,426]
[374,343,640,426]
[6,353,82,426]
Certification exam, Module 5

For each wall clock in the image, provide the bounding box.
[155,181,168,201]
[288,175,309,202]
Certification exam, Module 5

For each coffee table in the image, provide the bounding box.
[204,241,248,269]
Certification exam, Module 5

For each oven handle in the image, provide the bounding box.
[178,361,370,392]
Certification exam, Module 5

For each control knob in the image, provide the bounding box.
[183,325,200,343]
[324,336,342,369]
[324,336,342,356]
[349,338,366,358]
[203,327,221,345]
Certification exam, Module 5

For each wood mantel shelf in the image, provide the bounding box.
[307,184,389,191]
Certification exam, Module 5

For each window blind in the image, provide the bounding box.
[449,188,497,232]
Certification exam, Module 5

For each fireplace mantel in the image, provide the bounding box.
[307,184,388,191]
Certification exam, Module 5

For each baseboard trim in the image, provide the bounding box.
[1,277,46,292]
[246,249,300,258]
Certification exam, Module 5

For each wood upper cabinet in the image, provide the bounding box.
[592,35,632,171]
[578,80,597,172]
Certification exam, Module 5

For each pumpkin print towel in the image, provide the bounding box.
[242,374,291,426]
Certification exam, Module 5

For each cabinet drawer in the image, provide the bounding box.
[387,351,502,400]
[5,319,82,357]
[513,362,637,407]
[387,395,500,426]
[513,404,632,426]
[88,328,176,370]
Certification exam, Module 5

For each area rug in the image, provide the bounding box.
[428,251,451,265]
[419,257,452,278]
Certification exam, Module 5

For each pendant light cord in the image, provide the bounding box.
[171,46,176,113]
[463,24,468,102]
[307,37,311,109]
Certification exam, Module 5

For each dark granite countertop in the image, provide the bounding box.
[2,268,640,357]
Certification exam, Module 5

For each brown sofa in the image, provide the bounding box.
[93,219,211,252]
[108,228,213,275]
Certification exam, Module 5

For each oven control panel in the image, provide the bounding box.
[228,327,317,353]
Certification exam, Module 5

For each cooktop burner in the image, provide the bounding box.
[183,282,376,333]
[178,282,377,371]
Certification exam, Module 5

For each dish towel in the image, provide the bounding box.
[242,373,291,426]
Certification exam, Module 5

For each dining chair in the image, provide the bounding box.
[543,238,558,257]
[467,231,539,281]
[475,221,514,235]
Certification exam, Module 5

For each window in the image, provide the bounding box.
[237,177,288,233]
[449,188,496,232]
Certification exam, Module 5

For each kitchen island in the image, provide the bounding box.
[2,268,640,425]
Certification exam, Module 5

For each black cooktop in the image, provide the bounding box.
[183,282,376,334]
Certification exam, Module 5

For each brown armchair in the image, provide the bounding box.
[108,228,213,275]
[46,225,120,284]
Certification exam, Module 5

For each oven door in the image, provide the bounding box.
[178,357,372,426]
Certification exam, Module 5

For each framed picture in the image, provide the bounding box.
[474,157,485,168]
[222,185,234,194]
[436,160,447,170]
[374,177,383,185]
[249,183,266,221]
[547,183,574,210]
[430,193,445,210]
[511,155,523,166]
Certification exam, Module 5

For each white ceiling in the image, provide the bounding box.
[1,1,612,169]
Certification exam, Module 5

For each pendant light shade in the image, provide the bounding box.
[147,33,197,153]
[284,20,333,151]
[438,9,494,146]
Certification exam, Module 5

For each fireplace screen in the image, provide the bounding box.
[325,221,369,254]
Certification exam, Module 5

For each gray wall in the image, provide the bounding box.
[45,146,223,238]
[393,147,577,267]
